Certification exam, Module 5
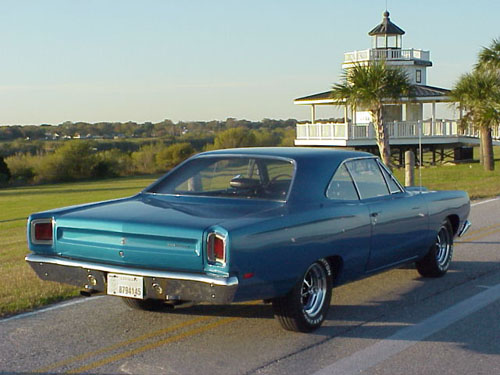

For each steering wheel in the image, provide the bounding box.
[269,174,292,183]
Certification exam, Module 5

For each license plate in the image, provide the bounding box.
[107,273,144,299]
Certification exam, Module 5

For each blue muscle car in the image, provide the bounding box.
[26,147,471,332]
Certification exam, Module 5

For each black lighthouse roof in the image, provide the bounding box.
[368,11,405,36]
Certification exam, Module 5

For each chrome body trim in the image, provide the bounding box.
[457,220,471,238]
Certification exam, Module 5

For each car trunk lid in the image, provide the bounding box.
[53,195,280,272]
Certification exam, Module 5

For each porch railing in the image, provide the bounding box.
[344,48,430,64]
[296,121,500,141]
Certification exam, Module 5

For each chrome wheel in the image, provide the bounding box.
[435,226,452,270]
[416,219,453,278]
[301,263,328,319]
[272,259,333,332]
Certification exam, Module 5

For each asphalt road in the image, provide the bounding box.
[1,197,499,375]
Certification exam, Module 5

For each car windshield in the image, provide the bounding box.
[147,156,295,201]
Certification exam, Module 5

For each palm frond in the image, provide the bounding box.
[476,37,500,71]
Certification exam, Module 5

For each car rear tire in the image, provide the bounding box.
[416,219,453,278]
[272,259,332,332]
[121,297,166,311]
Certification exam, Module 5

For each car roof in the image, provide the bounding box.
[198,147,373,163]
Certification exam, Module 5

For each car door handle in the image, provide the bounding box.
[411,207,426,217]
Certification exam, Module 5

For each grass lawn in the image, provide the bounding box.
[392,159,500,200]
[0,175,158,317]
[1,157,499,318]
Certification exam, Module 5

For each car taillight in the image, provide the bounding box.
[207,233,226,265]
[31,219,53,244]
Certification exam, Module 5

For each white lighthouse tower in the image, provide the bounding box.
[342,11,433,123]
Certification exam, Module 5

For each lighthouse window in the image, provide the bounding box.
[416,70,422,83]
[387,35,397,48]
[377,35,386,48]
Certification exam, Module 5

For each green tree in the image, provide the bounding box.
[46,141,98,182]
[278,128,296,146]
[450,69,500,171]
[131,143,163,174]
[331,61,412,167]
[210,127,256,150]
[477,38,500,71]
[253,129,280,147]
[5,153,37,183]
[93,149,133,178]
[156,142,194,170]
[0,156,11,184]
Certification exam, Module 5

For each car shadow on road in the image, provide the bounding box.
[153,260,500,357]
[314,259,500,356]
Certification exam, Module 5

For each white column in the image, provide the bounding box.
[402,103,407,121]
[459,105,464,135]
[311,105,316,124]
[344,105,348,124]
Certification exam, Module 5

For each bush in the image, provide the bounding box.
[5,153,42,184]
[131,143,163,174]
[33,141,98,183]
[210,128,256,150]
[93,149,133,178]
[156,143,194,171]
[0,156,11,184]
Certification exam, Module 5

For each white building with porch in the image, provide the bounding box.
[294,11,500,163]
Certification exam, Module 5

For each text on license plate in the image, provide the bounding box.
[107,273,144,299]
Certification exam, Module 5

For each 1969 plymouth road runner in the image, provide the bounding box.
[26,147,471,332]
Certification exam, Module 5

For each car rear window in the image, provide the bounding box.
[147,156,295,201]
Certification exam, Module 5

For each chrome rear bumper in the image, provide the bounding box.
[26,253,238,304]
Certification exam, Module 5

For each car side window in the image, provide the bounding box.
[326,164,359,200]
[379,162,403,194]
[346,159,390,199]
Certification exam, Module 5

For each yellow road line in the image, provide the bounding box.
[33,222,500,373]
[35,315,212,373]
[456,226,500,243]
[460,223,500,237]
[66,317,239,374]
[63,301,260,373]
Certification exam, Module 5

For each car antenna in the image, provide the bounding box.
[418,120,423,193]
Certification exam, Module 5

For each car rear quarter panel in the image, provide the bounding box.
[423,190,470,244]
[227,201,371,302]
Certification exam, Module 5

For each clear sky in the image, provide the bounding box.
[1,0,499,125]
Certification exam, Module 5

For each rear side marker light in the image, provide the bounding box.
[31,219,53,245]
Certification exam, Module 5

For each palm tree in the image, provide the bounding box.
[331,61,412,167]
[477,38,500,71]
[450,69,500,171]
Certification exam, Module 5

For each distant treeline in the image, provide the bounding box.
[0,118,297,142]
[0,119,299,186]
